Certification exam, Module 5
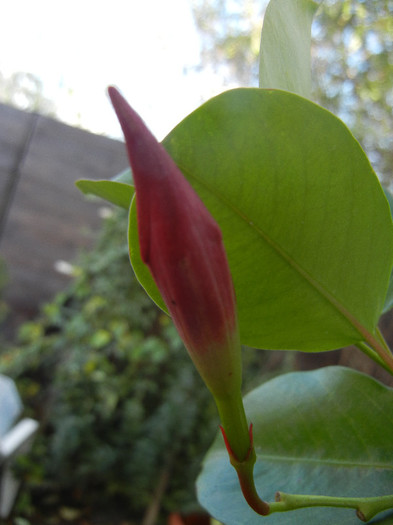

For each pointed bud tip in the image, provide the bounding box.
[106,85,156,169]
[107,85,122,105]
[107,86,130,124]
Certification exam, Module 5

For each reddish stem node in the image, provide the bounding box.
[220,424,270,516]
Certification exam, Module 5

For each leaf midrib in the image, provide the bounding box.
[178,164,371,341]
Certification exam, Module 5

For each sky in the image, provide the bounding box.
[1,0,232,140]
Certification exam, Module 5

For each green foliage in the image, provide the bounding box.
[191,0,264,87]
[76,169,134,211]
[76,179,134,209]
[198,367,393,524]
[259,0,318,98]
[382,192,393,316]
[130,88,393,352]
[128,201,168,315]
[0,209,219,521]
[12,0,392,522]
[192,0,393,183]
[73,3,393,518]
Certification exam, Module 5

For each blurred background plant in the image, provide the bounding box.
[192,0,393,183]
[0,71,57,117]
[0,208,217,524]
[0,208,283,524]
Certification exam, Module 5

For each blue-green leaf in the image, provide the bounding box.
[198,367,393,524]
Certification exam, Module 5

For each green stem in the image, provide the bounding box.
[358,329,393,375]
[356,341,393,375]
[214,392,270,515]
[214,391,251,461]
[376,327,393,356]
[229,442,270,516]
[270,492,393,522]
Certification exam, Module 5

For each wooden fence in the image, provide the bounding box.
[0,102,128,339]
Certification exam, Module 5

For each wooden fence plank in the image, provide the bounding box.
[0,103,128,338]
[0,104,37,237]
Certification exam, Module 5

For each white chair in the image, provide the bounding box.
[0,374,39,518]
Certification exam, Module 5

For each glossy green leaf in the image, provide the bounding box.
[197,367,393,525]
[129,88,393,351]
[382,188,393,314]
[259,0,319,98]
[112,168,133,185]
[76,179,134,209]
[128,197,168,313]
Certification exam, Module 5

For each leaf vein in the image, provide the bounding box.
[179,165,378,346]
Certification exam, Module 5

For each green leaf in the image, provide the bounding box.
[76,179,134,209]
[112,168,133,185]
[382,188,393,314]
[129,88,393,351]
[197,367,393,525]
[128,197,168,313]
[259,0,319,98]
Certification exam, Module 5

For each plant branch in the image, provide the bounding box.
[219,423,270,516]
[215,392,251,462]
[270,492,393,522]
[375,327,393,356]
[141,457,173,525]
[358,329,393,375]
[355,342,393,375]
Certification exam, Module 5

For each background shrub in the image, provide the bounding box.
[0,207,278,524]
[0,208,219,523]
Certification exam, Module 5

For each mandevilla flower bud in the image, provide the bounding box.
[108,86,242,401]
[108,87,270,514]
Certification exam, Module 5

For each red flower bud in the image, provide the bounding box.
[108,86,242,398]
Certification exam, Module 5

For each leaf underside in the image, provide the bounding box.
[129,88,393,352]
[76,179,134,210]
[382,189,393,314]
[197,366,393,525]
